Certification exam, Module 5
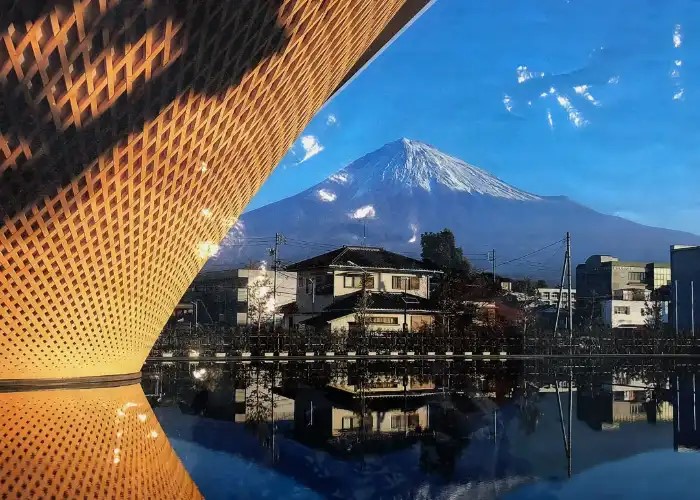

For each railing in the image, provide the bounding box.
[151,324,700,357]
[151,325,522,357]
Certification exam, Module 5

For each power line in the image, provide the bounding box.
[496,238,566,268]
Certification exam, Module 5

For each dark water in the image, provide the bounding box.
[141,358,700,499]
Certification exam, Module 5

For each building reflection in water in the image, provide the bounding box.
[577,374,673,431]
[0,384,200,498]
[673,372,700,451]
[132,359,700,497]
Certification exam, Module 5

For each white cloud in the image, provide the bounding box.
[546,109,554,130]
[408,223,419,244]
[326,114,338,126]
[349,205,376,220]
[607,75,620,85]
[674,24,683,48]
[556,94,588,127]
[317,189,337,202]
[673,88,685,100]
[573,84,600,106]
[675,59,683,67]
[298,135,324,163]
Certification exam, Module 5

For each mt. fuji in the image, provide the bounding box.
[212,139,700,280]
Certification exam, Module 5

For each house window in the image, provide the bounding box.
[391,415,404,430]
[344,275,374,289]
[407,414,419,429]
[614,306,630,315]
[368,316,399,325]
[629,272,646,282]
[341,416,355,430]
[297,276,305,289]
[542,292,550,300]
[392,276,420,290]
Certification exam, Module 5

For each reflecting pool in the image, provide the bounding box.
[136,358,700,499]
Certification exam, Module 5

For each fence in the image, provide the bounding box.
[150,325,523,356]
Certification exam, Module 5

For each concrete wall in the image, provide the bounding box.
[670,246,700,334]
[601,300,666,328]
[327,312,434,332]
[610,264,649,293]
[236,269,297,326]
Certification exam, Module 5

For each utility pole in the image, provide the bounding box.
[692,281,695,338]
[554,245,567,338]
[489,249,496,283]
[566,232,573,344]
[675,280,679,336]
[271,233,284,327]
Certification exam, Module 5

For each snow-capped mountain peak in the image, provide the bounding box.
[333,138,540,201]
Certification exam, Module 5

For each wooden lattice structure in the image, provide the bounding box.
[0,384,200,498]
[0,0,428,380]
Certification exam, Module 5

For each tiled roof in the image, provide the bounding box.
[299,291,439,327]
[286,246,440,273]
[326,290,438,312]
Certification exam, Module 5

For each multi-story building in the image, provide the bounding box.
[576,255,671,329]
[601,290,669,329]
[183,268,297,326]
[576,255,670,301]
[670,245,700,335]
[285,246,442,331]
[536,288,577,307]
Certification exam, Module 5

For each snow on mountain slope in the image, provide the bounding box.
[325,138,540,200]
[209,139,700,280]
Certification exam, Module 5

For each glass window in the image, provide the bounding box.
[368,316,398,325]
[341,416,355,430]
[392,276,420,290]
[628,272,646,282]
[614,306,630,315]
[344,275,374,288]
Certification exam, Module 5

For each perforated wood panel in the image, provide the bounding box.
[0,0,411,379]
[0,384,200,498]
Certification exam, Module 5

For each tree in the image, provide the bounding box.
[421,229,471,272]
[354,273,372,351]
[642,298,665,336]
[535,279,548,289]
[512,278,534,295]
[248,273,274,334]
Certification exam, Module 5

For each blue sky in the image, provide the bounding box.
[248,0,700,235]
